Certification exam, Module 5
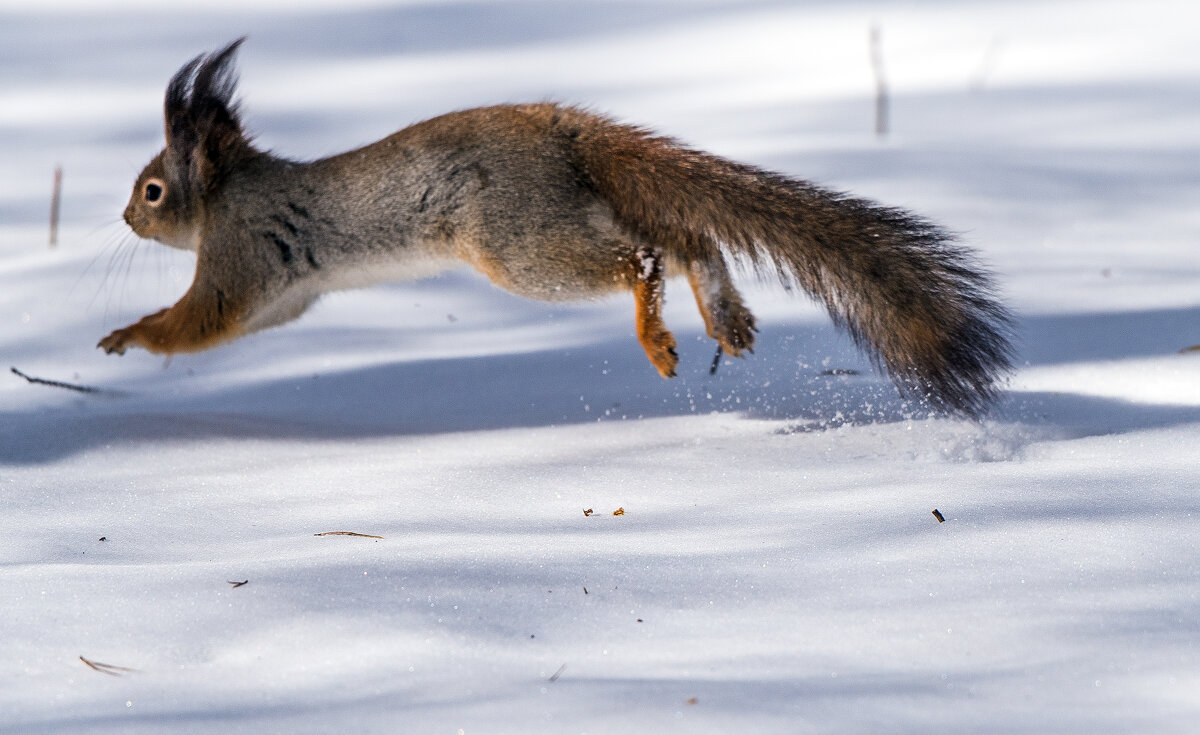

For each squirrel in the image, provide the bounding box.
[100,39,1012,417]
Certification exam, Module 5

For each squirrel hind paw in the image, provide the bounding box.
[639,329,679,378]
[708,301,758,357]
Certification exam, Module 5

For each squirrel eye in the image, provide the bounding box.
[144,180,164,204]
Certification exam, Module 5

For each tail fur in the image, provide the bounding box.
[572,115,1013,417]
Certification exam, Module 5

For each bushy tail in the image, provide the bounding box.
[573,115,1013,417]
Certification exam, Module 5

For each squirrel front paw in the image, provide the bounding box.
[98,325,138,355]
[97,307,171,355]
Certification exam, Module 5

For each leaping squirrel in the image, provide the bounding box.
[100,40,1012,416]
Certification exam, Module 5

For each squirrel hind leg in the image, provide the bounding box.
[686,258,757,357]
[630,246,678,378]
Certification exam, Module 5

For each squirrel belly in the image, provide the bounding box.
[101,39,1013,417]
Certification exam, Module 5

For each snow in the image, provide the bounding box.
[2,1,1199,732]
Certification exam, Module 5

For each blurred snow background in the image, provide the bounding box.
[2,1,1199,732]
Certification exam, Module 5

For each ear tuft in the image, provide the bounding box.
[162,38,251,194]
[190,38,246,139]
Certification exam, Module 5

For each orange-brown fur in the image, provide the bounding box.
[98,268,244,355]
[630,247,677,378]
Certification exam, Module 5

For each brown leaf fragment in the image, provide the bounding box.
[686,697,699,706]
[612,507,625,516]
[583,508,593,516]
[932,509,945,523]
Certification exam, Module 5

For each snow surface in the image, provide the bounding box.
[2,1,1199,732]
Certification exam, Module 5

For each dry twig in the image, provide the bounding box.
[11,366,107,394]
[49,165,62,248]
[870,25,889,137]
[79,655,139,677]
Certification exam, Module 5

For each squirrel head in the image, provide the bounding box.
[124,38,255,250]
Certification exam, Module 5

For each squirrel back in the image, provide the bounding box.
[102,39,1012,417]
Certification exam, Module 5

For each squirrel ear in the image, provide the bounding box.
[162,38,251,194]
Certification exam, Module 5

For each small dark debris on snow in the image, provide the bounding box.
[819,368,861,376]
[583,508,593,516]
[612,507,625,516]
[548,664,566,682]
[228,580,248,588]
[98,537,106,542]
[932,509,945,523]
[686,697,699,706]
